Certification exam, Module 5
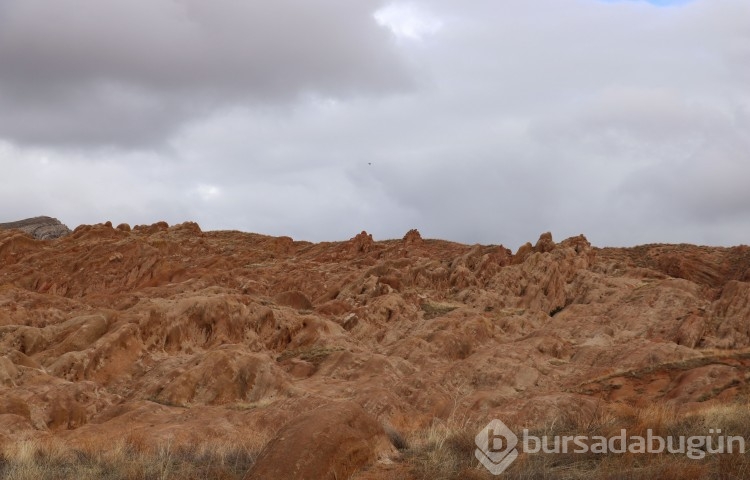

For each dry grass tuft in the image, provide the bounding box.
[0,437,262,480]
[401,401,750,479]
[404,419,491,480]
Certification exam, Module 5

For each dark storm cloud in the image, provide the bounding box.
[0,0,410,147]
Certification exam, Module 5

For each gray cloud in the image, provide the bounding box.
[0,0,410,147]
[1,0,748,248]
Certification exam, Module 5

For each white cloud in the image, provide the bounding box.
[194,184,221,202]
[374,3,443,41]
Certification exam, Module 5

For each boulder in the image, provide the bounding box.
[247,401,394,480]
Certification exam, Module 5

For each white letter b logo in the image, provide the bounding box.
[475,419,519,475]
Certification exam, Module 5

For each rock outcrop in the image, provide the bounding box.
[248,402,394,480]
[0,216,71,240]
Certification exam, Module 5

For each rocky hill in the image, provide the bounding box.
[0,221,749,478]
[0,216,71,240]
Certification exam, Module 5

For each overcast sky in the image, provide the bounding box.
[0,0,748,248]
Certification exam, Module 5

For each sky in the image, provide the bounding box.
[0,0,748,249]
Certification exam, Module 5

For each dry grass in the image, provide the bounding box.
[3,402,748,479]
[0,437,261,480]
[402,401,750,480]
[403,418,491,480]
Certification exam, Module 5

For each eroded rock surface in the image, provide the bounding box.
[1,223,749,475]
[248,401,393,480]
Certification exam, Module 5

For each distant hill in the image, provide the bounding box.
[0,216,71,239]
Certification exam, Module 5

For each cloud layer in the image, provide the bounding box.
[0,0,409,146]
[1,0,748,248]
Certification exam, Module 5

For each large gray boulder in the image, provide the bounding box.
[0,216,71,240]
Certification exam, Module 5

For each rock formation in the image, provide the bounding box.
[0,216,71,240]
[1,222,749,477]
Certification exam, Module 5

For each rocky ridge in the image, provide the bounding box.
[0,216,71,240]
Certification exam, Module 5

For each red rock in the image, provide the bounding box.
[512,241,534,264]
[534,231,555,253]
[402,228,423,246]
[349,230,374,253]
[273,290,313,310]
[247,401,394,480]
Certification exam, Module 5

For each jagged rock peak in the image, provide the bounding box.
[560,234,591,253]
[534,231,555,253]
[349,230,374,253]
[402,228,423,246]
[0,216,71,240]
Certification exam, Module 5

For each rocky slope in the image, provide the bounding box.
[1,221,749,477]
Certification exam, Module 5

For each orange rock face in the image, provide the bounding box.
[1,223,749,475]
[248,401,394,480]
